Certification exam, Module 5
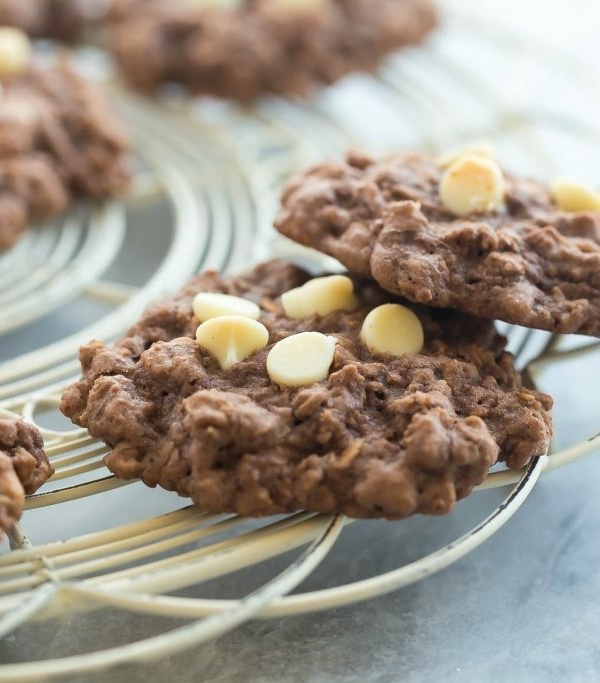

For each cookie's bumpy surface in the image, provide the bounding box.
[0,61,131,250]
[107,0,436,101]
[0,419,53,534]
[61,260,552,520]
[275,151,600,336]
[0,0,86,42]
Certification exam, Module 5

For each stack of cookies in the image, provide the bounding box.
[3,0,596,527]
[59,143,600,522]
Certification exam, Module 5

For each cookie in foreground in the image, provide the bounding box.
[0,419,53,535]
[275,147,600,335]
[61,260,552,519]
[0,29,131,250]
[106,0,436,101]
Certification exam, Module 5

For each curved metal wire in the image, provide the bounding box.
[0,516,344,682]
[0,205,126,336]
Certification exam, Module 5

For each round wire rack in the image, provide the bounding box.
[0,8,600,680]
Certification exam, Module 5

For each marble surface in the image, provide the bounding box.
[1,1,600,681]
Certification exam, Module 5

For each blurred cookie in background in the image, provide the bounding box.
[0,27,131,251]
[0,0,94,42]
[106,0,437,101]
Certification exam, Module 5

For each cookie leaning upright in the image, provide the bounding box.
[106,0,437,101]
[0,419,53,535]
[275,146,600,335]
[0,27,131,250]
[61,260,552,520]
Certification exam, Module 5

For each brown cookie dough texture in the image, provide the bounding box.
[0,419,53,534]
[106,0,437,101]
[0,61,131,250]
[0,0,87,42]
[275,151,600,336]
[61,260,552,520]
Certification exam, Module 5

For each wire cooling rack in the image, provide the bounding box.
[0,9,600,680]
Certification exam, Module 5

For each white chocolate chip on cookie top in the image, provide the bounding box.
[281,274,359,320]
[267,332,337,387]
[435,140,494,169]
[550,179,600,212]
[440,154,505,216]
[193,292,261,322]
[360,304,424,357]
[196,315,269,370]
[0,27,32,78]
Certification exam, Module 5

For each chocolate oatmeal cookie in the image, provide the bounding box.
[106,0,437,101]
[0,419,53,535]
[275,150,600,336]
[0,58,131,250]
[61,260,552,520]
[0,0,87,42]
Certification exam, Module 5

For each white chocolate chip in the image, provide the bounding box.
[193,292,260,322]
[440,154,505,216]
[196,315,268,370]
[267,332,337,387]
[435,141,494,168]
[360,304,424,357]
[0,28,31,78]
[281,275,359,320]
[550,180,600,212]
